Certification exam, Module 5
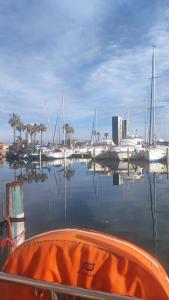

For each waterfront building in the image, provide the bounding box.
[112,116,127,145]
[122,119,127,138]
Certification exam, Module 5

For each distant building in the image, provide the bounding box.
[112,116,127,145]
[122,119,127,138]
[112,116,122,145]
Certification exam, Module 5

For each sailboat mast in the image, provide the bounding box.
[95,106,98,139]
[45,99,51,143]
[90,108,97,144]
[149,46,156,145]
[145,98,147,144]
[152,46,156,146]
[62,91,65,146]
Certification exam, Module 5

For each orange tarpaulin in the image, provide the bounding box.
[1,228,169,299]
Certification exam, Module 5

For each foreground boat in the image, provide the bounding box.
[0,228,169,299]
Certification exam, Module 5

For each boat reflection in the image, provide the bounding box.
[89,159,169,184]
[134,161,168,175]
[89,160,143,185]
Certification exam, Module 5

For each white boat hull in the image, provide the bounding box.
[44,148,73,159]
[134,147,167,162]
[112,149,135,161]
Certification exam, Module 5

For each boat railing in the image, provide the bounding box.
[0,272,140,300]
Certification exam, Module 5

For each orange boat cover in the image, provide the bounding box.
[1,228,169,300]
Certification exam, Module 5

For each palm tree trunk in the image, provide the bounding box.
[14,127,16,143]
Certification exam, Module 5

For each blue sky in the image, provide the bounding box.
[1,0,169,143]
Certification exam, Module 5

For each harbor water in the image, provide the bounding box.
[0,158,169,275]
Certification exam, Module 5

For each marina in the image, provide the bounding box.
[1,1,169,299]
[1,46,169,298]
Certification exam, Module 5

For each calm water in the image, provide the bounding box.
[0,158,169,274]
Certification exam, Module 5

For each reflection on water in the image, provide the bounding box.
[0,158,169,275]
[89,160,143,185]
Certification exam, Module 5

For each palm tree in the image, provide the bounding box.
[63,123,74,146]
[97,131,100,142]
[63,123,69,145]
[91,129,96,143]
[16,121,24,142]
[39,123,47,145]
[8,113,20,143]
[104,133,109,140]
[26,124,34,144]
[22,124,27,142]
[67,126,74,146]
[33,123,40,144]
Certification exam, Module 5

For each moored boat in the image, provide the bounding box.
[88,140,115,159]
[134,145,167,162]
[112,137,144,161]
[43,147,74,160]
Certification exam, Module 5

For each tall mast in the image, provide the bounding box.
[45,99,51,143]
[62,91,65,146]
[90,107,97,144]
[145,98,147,144]
[149,46,156,146]
[95,106,98,142]
[152,46,156,146]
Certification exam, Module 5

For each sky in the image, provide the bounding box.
[1,0,169,143]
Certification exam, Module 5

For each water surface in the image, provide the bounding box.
[0,158,169,274]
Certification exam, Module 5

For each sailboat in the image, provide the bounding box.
[43,92,74,160]
[136,47,167,162]
[88,108,115,159]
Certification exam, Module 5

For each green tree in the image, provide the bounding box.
[33,123,40,144]
[63,123,74,146]
[8,113,20,143]
[26,124,34,144]
[39,123,47,145]
[16,121,25,141]
[104,133,109,139]
[97,131,100,142]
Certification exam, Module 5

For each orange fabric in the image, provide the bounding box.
[1,228,169,300]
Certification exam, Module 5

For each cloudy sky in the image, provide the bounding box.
[1,0,169,143]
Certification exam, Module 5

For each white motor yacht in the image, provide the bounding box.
[135,145,167,162]
[44,148,73,160]
[89,140,115,159]
[112,137,144,161]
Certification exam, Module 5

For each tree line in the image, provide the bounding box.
[8,113,47,145]
[8,113,75,146]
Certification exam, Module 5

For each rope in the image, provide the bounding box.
[0,217,17,250]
